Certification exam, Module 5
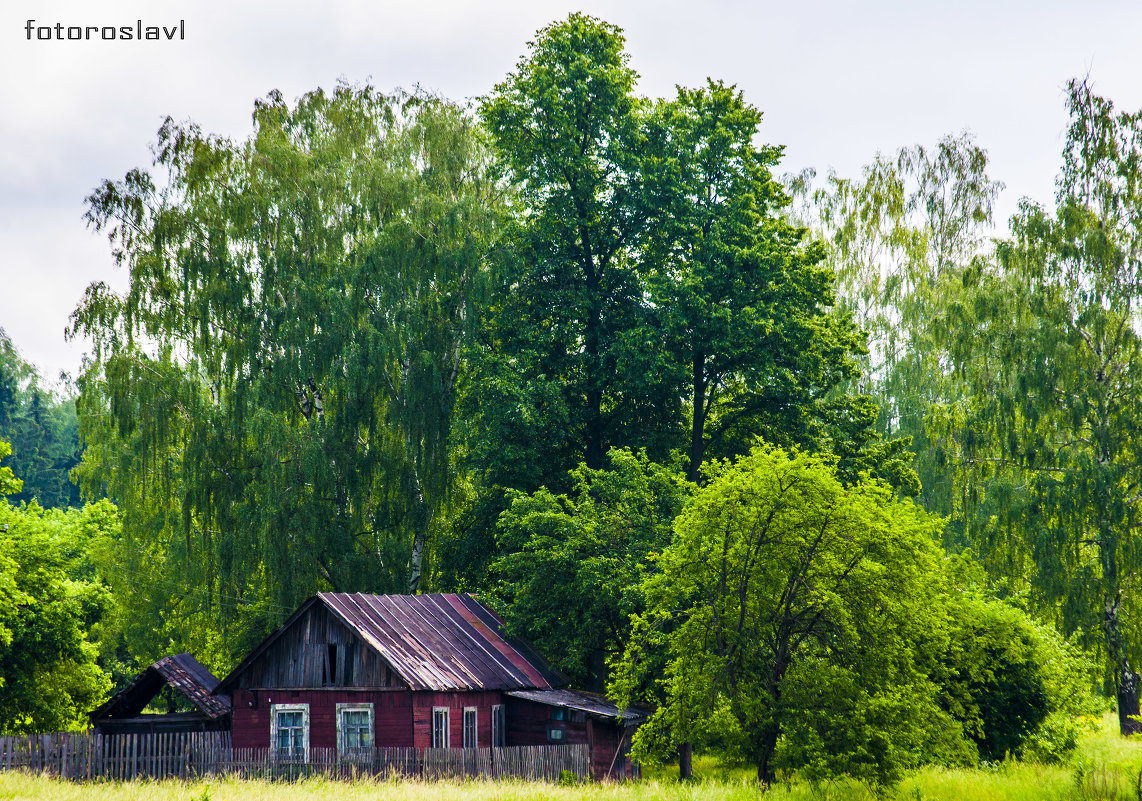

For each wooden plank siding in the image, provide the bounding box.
[231,689,413,749]
[503,696,590,746]
[0,732,591,782]
[410,691,504,748]
[231,604,403,690]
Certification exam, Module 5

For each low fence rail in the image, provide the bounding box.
[0,732,590,782]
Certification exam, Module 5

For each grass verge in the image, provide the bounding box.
[3,714,1142,800]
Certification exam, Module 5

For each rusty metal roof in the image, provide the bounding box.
[90,653,230,722]
[506,689,649,724]
[317,593,563,692]
[216,593,565,693]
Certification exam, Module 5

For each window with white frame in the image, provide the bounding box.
[491,704,505,748]
[432,707,449,748]
[462,707,478,748]
[336,703,373,753]
[270,703,309,760]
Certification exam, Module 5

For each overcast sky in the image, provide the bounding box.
[3,0,1141,382]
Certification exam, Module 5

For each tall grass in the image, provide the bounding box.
[4,714,1142,800]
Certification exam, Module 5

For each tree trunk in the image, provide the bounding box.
[678,742,692,780]
[584,295,604,470]
[756,721,781,786]
[687,351,706,483]
[1103,586,1142,734]
[1119,658,1142,735]
[407,479,431,594]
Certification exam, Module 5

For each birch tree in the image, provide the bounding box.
[71,86,502,658]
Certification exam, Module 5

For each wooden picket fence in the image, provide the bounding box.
[0,731,590,782]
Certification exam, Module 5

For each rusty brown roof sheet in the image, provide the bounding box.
[506,689,650,724]
[317,593,563,692]
[89,653,230,722]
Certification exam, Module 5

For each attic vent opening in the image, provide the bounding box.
[323,644,338,686]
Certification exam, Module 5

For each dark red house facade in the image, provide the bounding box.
[214,592,644,779]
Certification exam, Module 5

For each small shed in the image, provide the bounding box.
[89,653,230,734]
[505,689,647,779]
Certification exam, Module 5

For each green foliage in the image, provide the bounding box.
[0,440,21,497]
[72,84,503,664]
[938,585,1097,764]
[643,82,905,489]
[0,446,114,732]
[614,443,957,786]
[789,133,1002,521]
[0,330,82,508]
[933,81,1142,731]
[492,448,690,689]
[456,22,916,661]
[473,13,671,490]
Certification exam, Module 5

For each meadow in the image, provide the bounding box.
[2,715,1141,801]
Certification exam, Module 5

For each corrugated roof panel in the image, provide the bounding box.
[316,592,555,692]
[90,653,229,722]
[506,689,649,724]
[445,594,552,688]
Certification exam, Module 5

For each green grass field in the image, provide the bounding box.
[3,715,1142,800]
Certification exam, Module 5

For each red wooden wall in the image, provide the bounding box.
[230,689,413,749]
[410,691,504,748]
[503,696,636,780]
[229,688,638,780]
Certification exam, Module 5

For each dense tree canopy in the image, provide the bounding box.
[38,12,1141,786]
[0,442,114,733]
[935,81,1142,734]
[643,81,891,485]
[472,14,669,490]
[613,444,956,785]
[789,133,1002,519]
[492,448,690,690]
[72,85,504,663]
[0,330,82,509]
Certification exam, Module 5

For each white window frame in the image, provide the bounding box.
[462,707,478,749]
[431,706,450,748]
[336,702,374,753]
[270,703,309,761]
[491,703,505,748]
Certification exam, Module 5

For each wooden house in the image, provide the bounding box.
[89,653,230,734]
[214,592,644,779]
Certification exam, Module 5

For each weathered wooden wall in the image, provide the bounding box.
[232,605,403,689]
[503,696,590,746]
[503,697,638,780]
[0,732,591,782]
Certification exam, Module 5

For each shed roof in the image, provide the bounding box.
[217,593,564,693]
[506,689,649,724]
[90,653,230,722]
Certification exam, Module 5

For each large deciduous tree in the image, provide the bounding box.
[938,80,1142,733]
[789,133,1003,520]
[71,85,503,662]
[472,13,670,490]
[613,443,956,785]
[644,81,907,487]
